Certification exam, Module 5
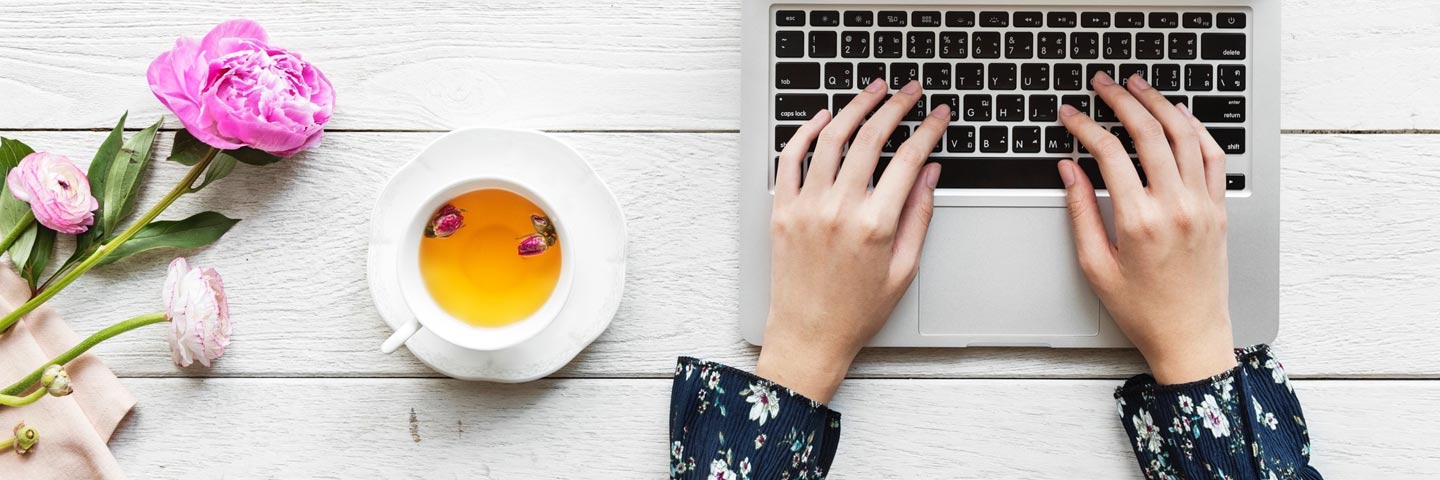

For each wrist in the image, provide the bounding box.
[755,330,855,404]
[1145,335,1238,385]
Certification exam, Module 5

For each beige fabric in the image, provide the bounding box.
[0,260,133,479]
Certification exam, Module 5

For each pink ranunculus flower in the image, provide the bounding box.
[147,19,334,157]
[6,152,99,235]
[163,257,231,367]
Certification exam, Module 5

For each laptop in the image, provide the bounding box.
[740,1,1279,347]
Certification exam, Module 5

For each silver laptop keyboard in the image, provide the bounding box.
[770,6,1251,190]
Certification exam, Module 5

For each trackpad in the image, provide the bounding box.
[918,207,1099,336]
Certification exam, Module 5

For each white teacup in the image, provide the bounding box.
[380,177,574,353]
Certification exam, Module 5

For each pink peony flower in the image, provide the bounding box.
[6,152,99,235]
[147,19,334,157]
[163,257,231,367]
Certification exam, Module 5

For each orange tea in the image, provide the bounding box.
[417,189,563,327]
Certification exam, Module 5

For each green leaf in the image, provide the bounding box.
[194,154,238,192]
[227,147,281,166]
[0,137,35,175]
[167,129,211,166]
[9,224,55,288]
[96,212,239,267]
[100,118,162,238]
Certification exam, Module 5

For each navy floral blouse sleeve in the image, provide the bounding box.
[672,345,1318,479]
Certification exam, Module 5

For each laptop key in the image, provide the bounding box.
[1165,95,1189,108]
[809,31,837,58]
[1169,33,1198,60]
[824,63,853,90]
[775,62,820,89]
[913,11,942,27]
[1045,126,1074,153]
[1115,12,1144,28]
[1054,63,1084,90]
[1202,33,1247,60]
[955,63,985,90]
[775,94,828,121]
[1029,94,1058,121]
[776,11,805,27]
[1226,174,1246,190]
[1086,64,1115,90]
[1014,12,1044,28]
[883,127,911,153]
[1153,64,1181,91]
[1207,127,1246,154]
[930,158,1071,189]
[1217,12,1246,29]
[1077,157,1148,189]
[878,11,906,27]
[776,31,804,58]
[1021,63,1050,90]
[1013,126,1042,153]
[980,11,1009,27]
[1218,65,1246,91]
[844,11,873,27]
[1094,97,1117,122]
[963,94,993,121]
[875,31,903,58]
[810,11,840,27]
[973,32,1002,58]
[1081,12,1110,28]
[775,125,800,152]
[933,94,961,121]
[1048,12,1077,28]
[946,126,977,153]
[1186,64,1214,91]
[1103,32,1132,59]
[1191,96,1245,123]
[907,32,936,58]
[1071,32,1099,59]
[980,126,1009,153]
[996,95,1025,122]
[857,62,885,87]
[1005,32,1034,59]
[1150,12,1179,28]
[1184,13,1213,29]
[904,95,927,121]
[841,31,870,58]
[833,94,858,114]
[1038,32,1066,59]
[947,11,976,27]
[1061,95,1092,116]
[1118,64,1148,86]
[890,63,919,89]
[989,63,1017,90]
[1137,33,1165,59]
[923,63,952,89]
[940,32,968,58]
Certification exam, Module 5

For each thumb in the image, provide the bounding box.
[892,162,941,280]
[1058,160,1118,285]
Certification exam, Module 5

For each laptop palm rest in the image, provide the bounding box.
[917,207,1100,338]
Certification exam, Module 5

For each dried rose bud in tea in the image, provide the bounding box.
[425,204,465,238]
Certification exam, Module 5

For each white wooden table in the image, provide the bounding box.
[4,1,1439,477]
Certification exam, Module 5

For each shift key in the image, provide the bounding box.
[1191,96,1245,123]
[775,94,829,120]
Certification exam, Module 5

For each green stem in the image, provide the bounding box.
[2,312,168,397]
[0,435,11,451]
[0,149,216,333]
[0,389,44,407]
[0,212,34,255]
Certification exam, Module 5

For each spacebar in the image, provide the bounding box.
[929,157,1069,189]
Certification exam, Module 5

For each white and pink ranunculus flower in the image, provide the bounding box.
[163,257,231,367]
[6,152,98,235]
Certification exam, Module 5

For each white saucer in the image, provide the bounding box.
[367,128,626,382]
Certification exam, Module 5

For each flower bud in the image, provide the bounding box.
[12,422,37,455]
[41,365,72,397]
[425,204,465,238]
[518,234,549,257]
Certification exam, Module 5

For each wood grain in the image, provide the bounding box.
[0,0,1437,130]
[108,378,1438,478]
[1,130,1436,379]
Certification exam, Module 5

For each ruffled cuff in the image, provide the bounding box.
[669,357,841,479]
[1115,345,1321,479]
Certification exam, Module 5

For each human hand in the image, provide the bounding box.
[756,79,948,403]
[1057,72,1236,385]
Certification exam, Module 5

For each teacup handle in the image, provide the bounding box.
[381,318,423,354]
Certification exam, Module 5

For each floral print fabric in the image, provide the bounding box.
[670,357,840,479]
[1116,345,1322,479]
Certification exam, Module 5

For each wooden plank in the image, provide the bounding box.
[0,0,1436,130]
[3,131,1437,378]
[108,378,1438,478]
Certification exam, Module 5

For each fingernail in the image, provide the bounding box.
[1093,71,1115,87]
[926,163,940,189]
[929,103,950,119]
[1059,104,1080,118]
[1130,75,1151,90]
[901,80,920,94]
[1176,103,1193,119]
[1058,160,1076,187]
[865,79,885,93]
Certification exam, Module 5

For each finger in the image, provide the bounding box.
[1126,75,1205,192]
[810,79,889,192]
[891,162,941,281]
[1179,103,1229,203]
[775,110,831,204]
[1058,159,1118,286]
[1060,104,1146,204]
[873,103,950,218]
[829,80,924,194]
[1092,71,1182,193]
